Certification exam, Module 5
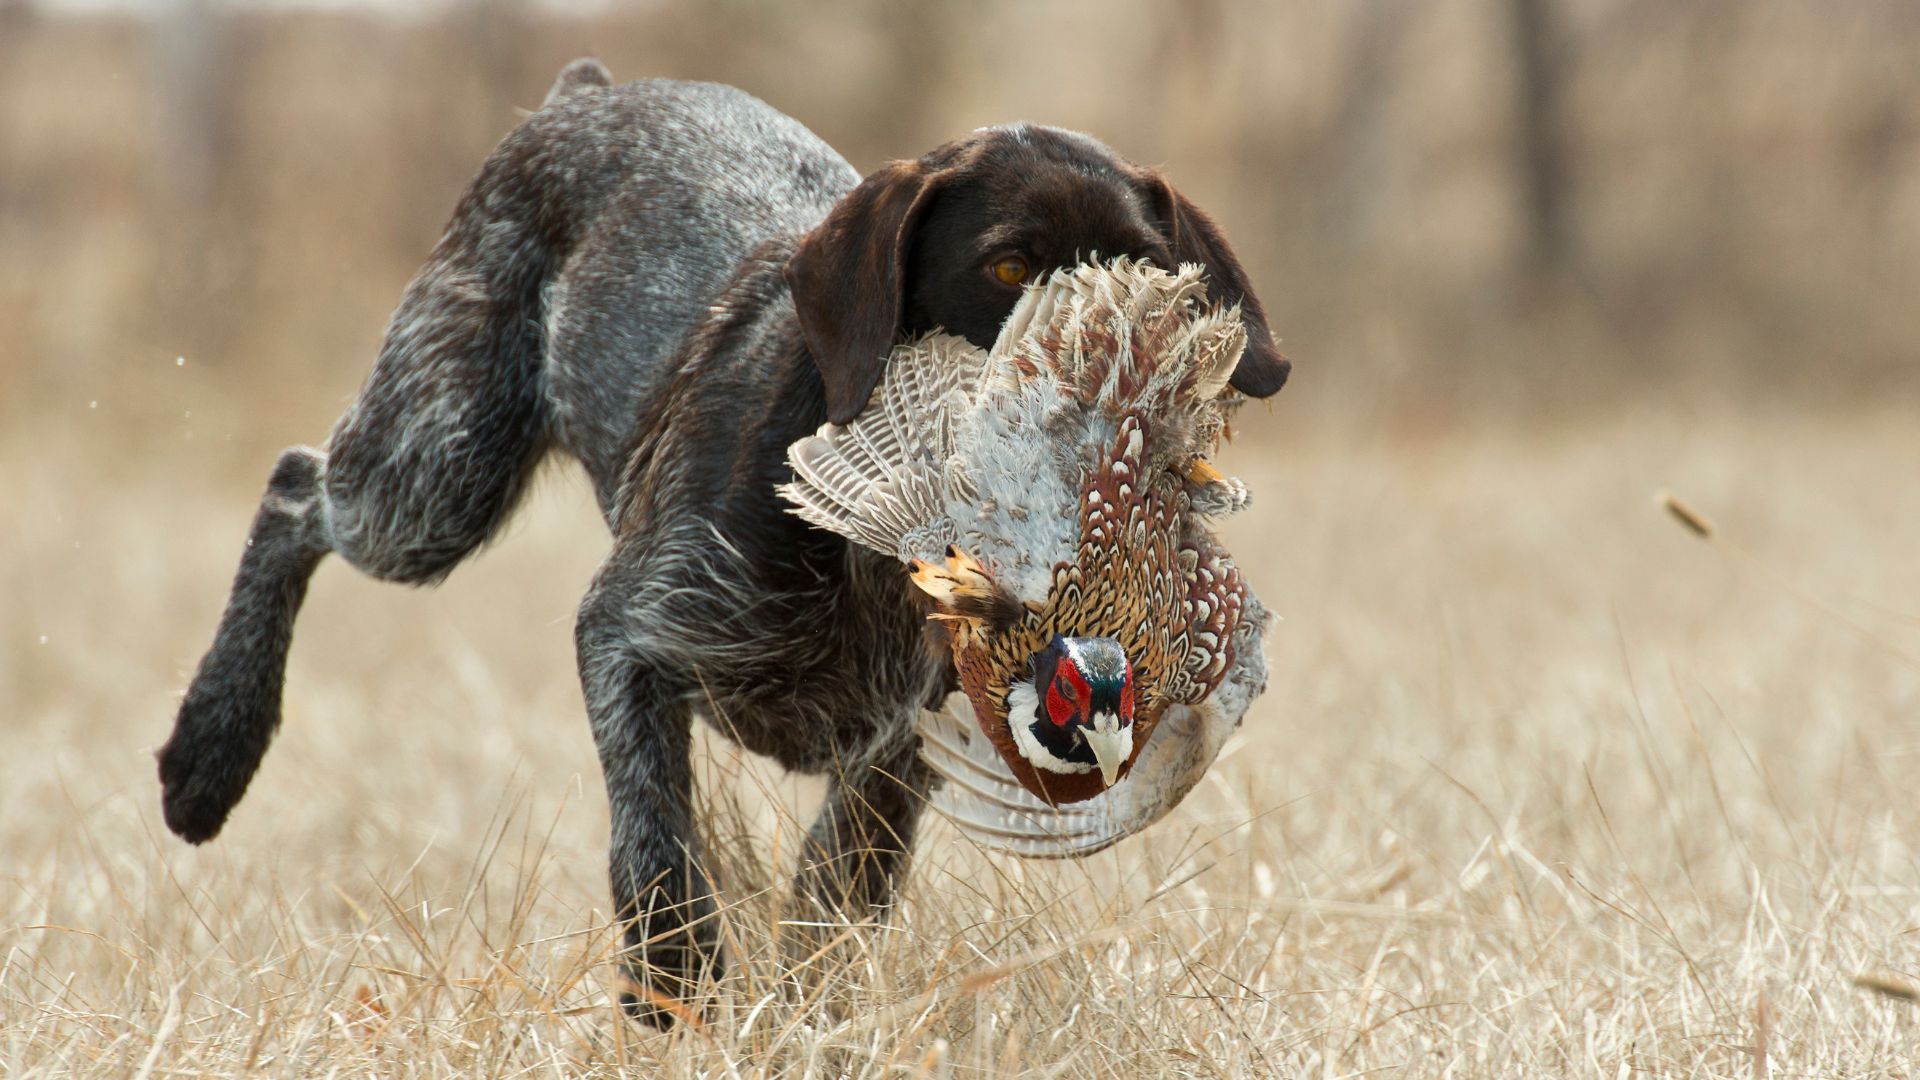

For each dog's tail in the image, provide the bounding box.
[545,57,612,106]
[159,59,620,844]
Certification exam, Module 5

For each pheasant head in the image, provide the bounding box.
[781,258,1264,805]
[1011,635,1136,788]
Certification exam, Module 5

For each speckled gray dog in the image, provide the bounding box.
[159,58,1290,1026]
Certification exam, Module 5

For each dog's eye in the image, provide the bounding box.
[991,256,1029,286]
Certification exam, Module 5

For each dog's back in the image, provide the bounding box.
[527,73,859,501]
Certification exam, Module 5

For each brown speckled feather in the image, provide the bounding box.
[780,259,1268,815]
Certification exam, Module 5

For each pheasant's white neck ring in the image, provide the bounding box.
[1007,635,1137,787]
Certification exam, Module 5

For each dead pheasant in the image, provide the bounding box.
[780,258,1271,856]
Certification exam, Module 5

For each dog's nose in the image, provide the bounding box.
[1230,342,1290,397]
[1264,354,1293,393]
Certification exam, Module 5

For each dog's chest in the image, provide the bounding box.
[689,540,948,772]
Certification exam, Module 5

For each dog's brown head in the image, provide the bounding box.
[785,124,1291,424]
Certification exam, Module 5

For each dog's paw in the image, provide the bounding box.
[158,738,234,844]
[156,695,267,844]
[616,983,697,1031]
[614,918,722,1030]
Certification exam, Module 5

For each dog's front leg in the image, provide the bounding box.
[575,586,716,1029]
[795,724,934,923]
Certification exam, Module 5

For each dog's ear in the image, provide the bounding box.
[1130,168,1291,398]
[787,161,947,424]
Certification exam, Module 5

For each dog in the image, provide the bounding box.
[158,58,1289,1025]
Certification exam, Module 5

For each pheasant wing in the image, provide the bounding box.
[916,695,1122,857]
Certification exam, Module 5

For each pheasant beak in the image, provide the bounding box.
[1083,712,1132,788]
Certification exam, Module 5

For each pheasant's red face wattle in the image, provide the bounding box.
[1042,668,1079,727]
[1005,636,1137,789]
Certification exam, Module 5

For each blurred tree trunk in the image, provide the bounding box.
[1508,0,1569,286]
[1149,0,1225,156]
[1322,0,1409,264]
[0,0,33,215]
[463,0,538,123]
[871,0,961,156]
[153,0,228,210]
[150,0,238,363]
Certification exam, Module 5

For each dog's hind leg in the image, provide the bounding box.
[161,126,562,842]
[159,446,330,842]
[316,252,551,586]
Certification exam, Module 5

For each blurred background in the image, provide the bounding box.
[6,3,1920,1070]
[8,0,1920,846]
[4,0,1918,432]
[6,0,1920,845]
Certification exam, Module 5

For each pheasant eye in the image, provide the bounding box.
[1044,678,1075,726]
[991,256,1029,286]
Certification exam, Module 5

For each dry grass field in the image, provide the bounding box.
[6,3,1920,1076]
[8,399,1920,1075]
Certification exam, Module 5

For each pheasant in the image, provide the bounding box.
[781,258,1272,856]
